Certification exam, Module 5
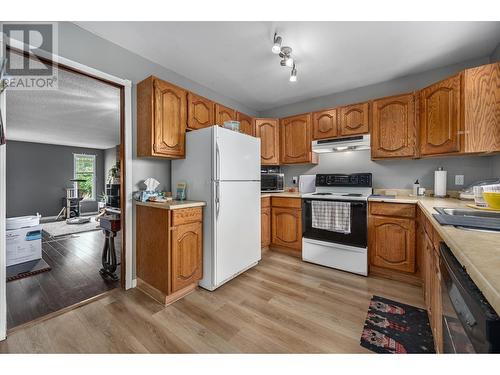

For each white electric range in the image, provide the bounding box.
[301,173,373,276]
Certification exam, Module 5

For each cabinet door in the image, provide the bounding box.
[215,103,236,125]
[419,74,462,155]
[280,113,313,164]
[271,207,302,251]
[312,109,338,140]
[369,216,416,273]
[237,112,255,136]
[255,118,280,165]
[153,79,187,158]
[261,206,271,248]
[339,102,370,136]
[187,92,214,130]
[371,93,417,159]
[171,221,203,293]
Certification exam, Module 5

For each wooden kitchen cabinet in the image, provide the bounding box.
[137,76,187,158]
[136,204,203,305]
[237,112,255,136]
[261,197,271,249]
[187,92,214,130]
[270,197,302,256]
[338,102,370,136]
[419,74,462,156]
[371,93,418,159]
[368,202,419,283]
[312,108,338,140]
[280,113,318,164]
[215,103,236,125]
[255,118,280,165]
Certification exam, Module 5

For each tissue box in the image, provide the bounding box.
[6,224,42,267]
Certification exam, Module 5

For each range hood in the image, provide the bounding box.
[312,135,370,154]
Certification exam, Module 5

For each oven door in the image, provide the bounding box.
[302,198,367,248]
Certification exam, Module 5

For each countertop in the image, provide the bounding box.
[369,194,500,314]
[261,191,302,198]
[134,200,206,210]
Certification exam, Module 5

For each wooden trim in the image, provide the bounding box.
[6,290,115,335]
[136,277,197,306]
[369,266,423,286]
[269,245,302,258]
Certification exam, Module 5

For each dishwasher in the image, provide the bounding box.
[440,243,500,353]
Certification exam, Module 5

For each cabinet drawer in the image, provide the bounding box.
[171,207,203,226]
[261,196,271,208]
[271,197,302,209]
[370,202,416,218]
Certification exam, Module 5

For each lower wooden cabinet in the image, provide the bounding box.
[171,221,203,293]
[261,197,271,248]
[136,204,203,305]
[270,197,302,256]
[368,202,418,283]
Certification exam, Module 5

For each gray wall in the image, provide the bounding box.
[490,42,500,62]
[259,57,490,118]
[492,155,500,178]
[284,151,498,191]
[6,141,104,218]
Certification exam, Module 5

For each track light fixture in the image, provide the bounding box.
[271,32,298,82]
[272,33,282,54]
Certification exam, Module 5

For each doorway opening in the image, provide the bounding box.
[4,49,127,330]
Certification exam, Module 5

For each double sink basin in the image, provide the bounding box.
[434,207,500,232]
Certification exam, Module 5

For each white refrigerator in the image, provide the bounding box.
[171,126,261,291]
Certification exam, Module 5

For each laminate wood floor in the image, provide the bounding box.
[6,230,120,329]
[0,250,424,353]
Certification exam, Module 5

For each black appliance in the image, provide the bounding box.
[440,243,500,353]
[302,173,372,248]
[261,173,284,192]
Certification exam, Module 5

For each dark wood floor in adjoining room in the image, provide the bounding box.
[6,230,120,330]
[0,250,423,353]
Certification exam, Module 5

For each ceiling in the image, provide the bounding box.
[76,21,500,112]
[6,64,120,149]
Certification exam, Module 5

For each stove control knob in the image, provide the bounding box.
[326,175,333,185]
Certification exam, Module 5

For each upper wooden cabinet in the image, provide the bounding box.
[137,76,186,158]
[419,74,462,156]
[339,102,370,136]
[463,62,500,153]
[237,112,255,136]
[312,109,338,140]
[255,118,280,165]
[371,93,417,159]
[280,113,317,164]
[187,92,214,130]
[215,103,236,125]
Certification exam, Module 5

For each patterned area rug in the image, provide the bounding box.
[360,295,435,354]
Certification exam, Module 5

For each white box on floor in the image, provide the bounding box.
[6,223,42,267]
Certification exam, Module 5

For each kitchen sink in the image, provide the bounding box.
[434,207,500,219]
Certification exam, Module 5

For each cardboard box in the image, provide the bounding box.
[6,224,42,267]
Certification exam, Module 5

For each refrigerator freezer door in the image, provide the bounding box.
[214,180,261,287]
[215,126,260,182]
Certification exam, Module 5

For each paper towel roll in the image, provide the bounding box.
[434,168,447,197]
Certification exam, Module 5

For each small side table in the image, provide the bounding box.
[99,214,121,281]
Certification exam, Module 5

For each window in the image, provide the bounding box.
[74,154,96,200]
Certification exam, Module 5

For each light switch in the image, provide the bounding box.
[455,175,465,185]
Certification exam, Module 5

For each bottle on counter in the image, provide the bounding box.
[413,179,420,196]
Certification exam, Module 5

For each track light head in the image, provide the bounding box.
[290,64,297,82]
[272,33,282,54]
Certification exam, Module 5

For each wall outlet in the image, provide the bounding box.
[455,175,465,186]
[292,176,298,185]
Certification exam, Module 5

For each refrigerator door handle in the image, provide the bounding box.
[215,181,220,218]
[216,142,221,181]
